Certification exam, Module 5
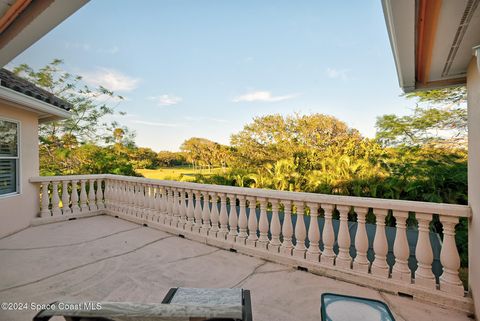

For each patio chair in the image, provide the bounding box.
[320,293,396,321]
[32,288,252,321]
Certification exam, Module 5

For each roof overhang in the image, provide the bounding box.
[382,0,480,92]
[0,0,89,67]
[0,85,71,122]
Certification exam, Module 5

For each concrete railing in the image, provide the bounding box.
[30,174,472,310]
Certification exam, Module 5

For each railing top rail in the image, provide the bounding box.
[30,174,471,218]
[30,174,109,182]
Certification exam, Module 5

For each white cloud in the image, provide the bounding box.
[82,68,140,92]
[148,94,182,106]
[184,116,228,123]
[326,68,350,81]
[65,42,119,54]
[132,120,183,128]
[232,91,299,103]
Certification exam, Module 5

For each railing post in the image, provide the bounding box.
[392,210,411,282]
[415,213,436,288]
[257,198,269,250]
[227,194,238,243]
[246,196,258,247]
[71,180,80,214]
[293,201,307,258]
[209,192,220,237]
[236,195,248,244]
[185,189,195,231]
[96,179,105,210]
[79,180,89,212]
[201,192,211,236]
[320,204,335,266]
[439,216,464,296]
[336,205,352,269]
[306,202,321,262]
[61,180,71,215]
[280,200,293,256]
[88,179,97,211]
[218,193,229,240]
[40,181,51,217]
[371,208,390,278]
[178,188,187,229]
[51,181,61,216]
[353,207,370,273]
[268,199,281,253]
[193,190,203,233]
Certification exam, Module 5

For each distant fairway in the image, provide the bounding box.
[136,167,222,181]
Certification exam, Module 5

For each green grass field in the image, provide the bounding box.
[136,167,222,181]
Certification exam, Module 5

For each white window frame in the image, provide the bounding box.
[0,117,20,198]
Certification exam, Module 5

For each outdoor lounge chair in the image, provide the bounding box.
[33,288,252,321]
[320,293,396,321]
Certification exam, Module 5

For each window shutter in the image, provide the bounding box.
[0,159,16,195]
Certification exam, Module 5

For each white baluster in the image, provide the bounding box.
[96,179,104,210]
[193,190,203,233]
[50,181,61,216]
[439,216,464,296]
[178,188,186,229]
[353,207,370,273]
[371,208,390,278]
[201,192,211,236]
[246,196,258,247]
[306,202,321,262]
[71,180,80,214]
[293,201,307,258]
[320,204,335,265]
[80,180,88,212]
[88,179,97,211]
[171,188,180,226]
[226,194,238,243]
[236,196,248,244]
[218,193,229,239]
[209,192,220,237]
[280,200,294,256]
[40,181,51,217]
[257,198,269,250]
[336,205,352,269]
[415,213,436,288]
[392,210,411,282]
[149,185,156,221]
[61,180,71,215]
[164,187,171,220]
[268,199,281,253]
[185,189,195,231]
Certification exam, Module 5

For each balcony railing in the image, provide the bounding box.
[30,174,472,311]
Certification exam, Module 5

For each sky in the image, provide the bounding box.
[9,0,416,151]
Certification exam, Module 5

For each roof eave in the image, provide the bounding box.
[382,0,416,93]
[0,85,71,122]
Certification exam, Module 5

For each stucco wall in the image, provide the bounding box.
[467,58,480,318]
[0,101,39,238]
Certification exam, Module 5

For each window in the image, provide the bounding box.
[0,119,19,196]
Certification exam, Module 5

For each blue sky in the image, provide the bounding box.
[9,0,415,151]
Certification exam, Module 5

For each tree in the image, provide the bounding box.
[13,59,135,175]
[157,151,187,167]
[230,113,364,168]
[376,86,467,148]
[180,137,231,170]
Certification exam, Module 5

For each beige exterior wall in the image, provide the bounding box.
[0,101,39,238]
[467,58,480,318]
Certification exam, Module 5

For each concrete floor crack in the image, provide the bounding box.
[165,249,221,264]
[0,235,174,293]
[230,261,268,288]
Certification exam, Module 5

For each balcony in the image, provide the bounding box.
[0,174,473,320]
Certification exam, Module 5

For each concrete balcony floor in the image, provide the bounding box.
[0,215,473,321]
